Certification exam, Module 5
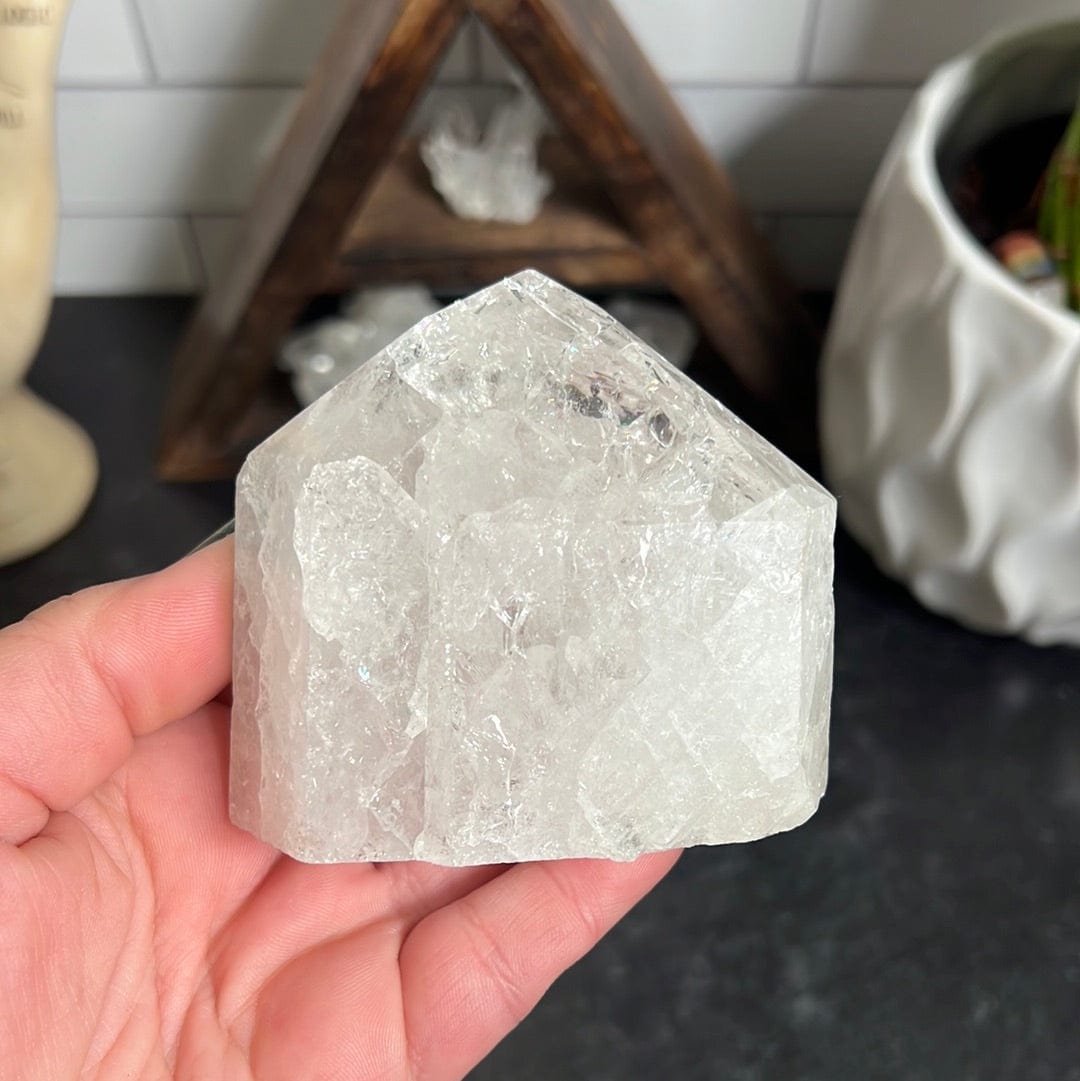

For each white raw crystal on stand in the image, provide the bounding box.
[280,286,442,405]
[420,93,553,223]
[231,271,836,866]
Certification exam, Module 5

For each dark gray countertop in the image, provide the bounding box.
[475,532,1080,1081]
[3,298,1078,1080]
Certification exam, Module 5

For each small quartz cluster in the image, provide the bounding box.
[231,271,836,866]
[420,94,553,224]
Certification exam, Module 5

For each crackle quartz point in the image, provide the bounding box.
[231,271,836,866]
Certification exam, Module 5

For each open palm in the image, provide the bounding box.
[0,541,677,1080]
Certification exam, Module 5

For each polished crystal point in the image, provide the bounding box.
[231,271,836,866]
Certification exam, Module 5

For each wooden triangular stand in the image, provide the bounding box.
[159,0,817,481]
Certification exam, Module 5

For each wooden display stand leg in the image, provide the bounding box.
[159,0,817,481]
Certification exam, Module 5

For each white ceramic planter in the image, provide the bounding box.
[821,20,1080,647]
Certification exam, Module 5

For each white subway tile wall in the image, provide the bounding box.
[54,217,199,293]
[190,215,242,291]
[676,85,912,213]
[58,0,148,85]
[132,0,476,84]
[615,0,812,83]
[45,0,1072,293]
[57,89,299,214]
[809,0,1080,84]
[478,1,813,83]
[132,0,341,84]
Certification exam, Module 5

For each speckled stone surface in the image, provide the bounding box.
[3,298,1078,1081]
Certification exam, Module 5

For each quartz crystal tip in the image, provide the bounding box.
[230,270,837,867]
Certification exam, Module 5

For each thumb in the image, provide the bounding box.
[0,539,233,845]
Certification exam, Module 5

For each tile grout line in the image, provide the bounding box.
[797,0,824,83]
[52,78,921,95]
[56,79,301,93]
[58,210,239,221]
[55,209,862,224]
[179,213,209,293]
[53,216,201,294]
[673,76,918,92]
[53,76,510,93]
[467,76,919,93]
[123,0,159,84]
[60,204,245,218]
[770,213,861,225]
[56,77,156,91]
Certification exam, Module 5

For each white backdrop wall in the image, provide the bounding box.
[49,0,1077,294]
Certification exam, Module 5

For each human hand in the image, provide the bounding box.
[0,541,678,1079]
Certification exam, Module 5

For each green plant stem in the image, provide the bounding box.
[1039,90,1080,310]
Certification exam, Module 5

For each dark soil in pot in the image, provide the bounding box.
[948,112,1070,246]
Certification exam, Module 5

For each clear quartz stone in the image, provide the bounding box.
[231,270,836,866]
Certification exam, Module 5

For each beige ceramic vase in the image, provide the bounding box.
[0,0,96,567]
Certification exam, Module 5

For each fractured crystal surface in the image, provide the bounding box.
[231,270,836,865]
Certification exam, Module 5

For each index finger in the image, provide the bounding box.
[399,850,682,1081]
[0,538,233,845]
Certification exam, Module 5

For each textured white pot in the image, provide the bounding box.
[821,20,1080,647]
